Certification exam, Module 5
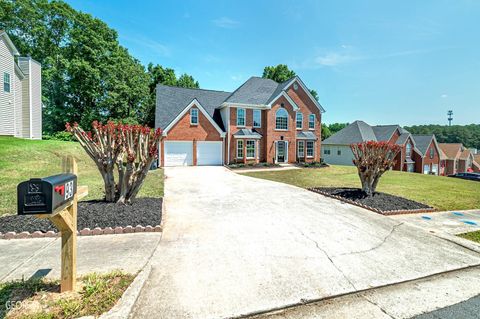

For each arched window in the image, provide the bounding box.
[275,108,288,130]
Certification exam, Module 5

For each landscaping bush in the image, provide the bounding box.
[350,141,400,196]
[43,131,77,142]
[66,121,162,204]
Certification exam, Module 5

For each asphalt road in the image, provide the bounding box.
[414,295,480,319]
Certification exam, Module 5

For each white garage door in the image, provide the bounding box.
[164,141,193,166]
[197,141,222,166]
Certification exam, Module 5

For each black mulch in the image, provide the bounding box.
[0,197,162,234]
[311,187,432,212]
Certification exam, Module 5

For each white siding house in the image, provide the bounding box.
[0,30,42,139]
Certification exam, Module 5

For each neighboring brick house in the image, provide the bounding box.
[410,135,443,175]
[322,121,443,175]
[473,154,480,173]
[438,143,475,175]
[0,30,42,139]
[155,76,325,166]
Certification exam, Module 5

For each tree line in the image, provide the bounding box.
[0,0,199,133]
[405,124,480,150]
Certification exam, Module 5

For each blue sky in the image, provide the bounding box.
[66,0,480,126]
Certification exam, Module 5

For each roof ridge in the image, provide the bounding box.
[156,83,231,94]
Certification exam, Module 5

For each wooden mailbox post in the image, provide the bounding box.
[17,156,88,292]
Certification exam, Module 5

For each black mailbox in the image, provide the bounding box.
[17,174,77,215]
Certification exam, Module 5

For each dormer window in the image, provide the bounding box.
[275,108,288,130]
[190,108,198,125]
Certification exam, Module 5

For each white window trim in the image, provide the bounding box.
[298,140,305,157]
[236,140,244,159]
[296,112,303,130]
[308,114,315,130]
[246,140,256,159]
[237,108,246,127]
[253,109,261,128]
[306,141,314,158]
[4,72,10,93]
[190,108,198,125]
[275,108,289,131]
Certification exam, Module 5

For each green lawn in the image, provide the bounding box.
[243,165,480,211]
[458,231,480,244]
[0,136,164,216]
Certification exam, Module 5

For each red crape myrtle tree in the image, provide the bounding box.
[66,121,162,204]
[350,141,401,196]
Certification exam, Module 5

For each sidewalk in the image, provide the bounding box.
[0,233,161,282]
[391,209,480,235]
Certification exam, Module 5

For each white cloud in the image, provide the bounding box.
[441,94,448,98]
[212,17,240,29]
[314,53,356,66]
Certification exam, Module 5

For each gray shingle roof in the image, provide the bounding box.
[372,125,400,142]
[233,128,262,138]
[396,133,411,145]
[224,77,280,105]
[155,84,231,131]
[412,134,434,156]
[297,131,317,140]
[323,121,377,145]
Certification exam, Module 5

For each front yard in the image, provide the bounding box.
[0,137,164,217]
[243,165,480,211]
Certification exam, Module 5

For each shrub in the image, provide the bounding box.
[66,121,162,204]
[350,141,400,196]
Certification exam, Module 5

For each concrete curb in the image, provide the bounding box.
[0,224,162,240]
[308,188,436,216]
[99,264,154,319]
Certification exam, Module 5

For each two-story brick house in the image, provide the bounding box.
[155,76,324,166]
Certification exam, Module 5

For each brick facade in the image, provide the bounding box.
[227,82,322,164]
[161,104,223,166]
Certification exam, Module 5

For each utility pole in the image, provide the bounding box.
[447,110,453,126]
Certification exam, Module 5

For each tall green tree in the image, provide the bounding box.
[262,64,319,101]
[0,0,199,132]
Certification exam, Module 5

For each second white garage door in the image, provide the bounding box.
[197,141,222,166]
[164,141,193,166]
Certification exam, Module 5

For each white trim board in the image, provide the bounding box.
[283,76,326,113]
[163,98,226,137]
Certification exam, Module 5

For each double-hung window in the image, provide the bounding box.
[298,141,305,157]
[237,140,244,158]
[253,109,261,128]
[308,114,315,130]
[190,108,198,125]
[323,149,331,155]
[246,140,255,158]
[275,108,288,130]
[237,108,246,126]
[3,73,10,93]
[296,112,303,129]
[306,141,314,157]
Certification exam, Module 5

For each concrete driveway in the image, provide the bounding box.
[132,167,480,319]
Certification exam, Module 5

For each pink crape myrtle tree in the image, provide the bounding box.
[66,121,162,204]
[350,141,401,196]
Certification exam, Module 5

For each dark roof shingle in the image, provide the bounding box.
[155,85,231,131]
[323,121,377,145]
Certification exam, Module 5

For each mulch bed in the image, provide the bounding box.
[0,197,162,234]
[309,187,434,215]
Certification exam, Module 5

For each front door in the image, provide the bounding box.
[276,141,286,163]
